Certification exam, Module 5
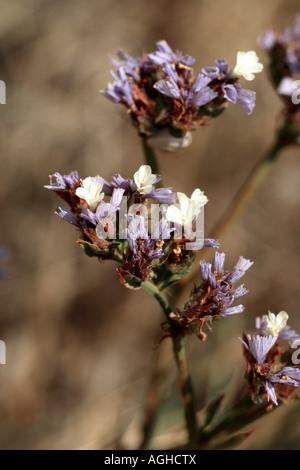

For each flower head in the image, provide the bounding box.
[241,311,300,406]
[101,40,259,147]
[166,189,208,227]
[75,177,105,211]
[259,16,300,135]
[170,252,253,340]
[265,310,289,336]
[45,171,79,191]
[233,51,263,81]
[133,165,157,195]
[45,166,216,290]
[147,40,195,67]
[255,310,300,341]
[241,334,278,365]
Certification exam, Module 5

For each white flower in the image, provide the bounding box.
[265,311,289,336]
[134,165,157,194]
[75,177,104,210]
[233,51,263,81]
[166,189,208,226]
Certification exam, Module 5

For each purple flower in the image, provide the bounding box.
[101,71,135,108]
[266,367,300,405]
[126,215,164,264]
[198,252,253,316]
[112,174,137,193]
[202,59,229,79]
[259,17,300,107]
[201,58,257,114]
[148,40,195,67]
[109,50,141,81]
[153,65,182,100]
[173,252,253,340]
[55,206,80,227]
[154,65,218,107]
[235,86,256,115]
[222,84,238,103]
[258,30,277,50]
[80,188,125,226]
[242,312,300,406]
[45,171,79,191]
[241,334,278,365]
[144,187,176,204]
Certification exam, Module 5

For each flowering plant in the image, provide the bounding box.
[45,29,300,450]
[102,41,262,150]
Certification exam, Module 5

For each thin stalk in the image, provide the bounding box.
[141,137,163,187]
[172,334,197,445]
[139,138,285,448]
[142,280,171,319]
[141,280,197,446]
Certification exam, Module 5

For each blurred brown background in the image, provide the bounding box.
[0,0,299,450]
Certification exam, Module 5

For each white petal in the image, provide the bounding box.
[166,205,184,225]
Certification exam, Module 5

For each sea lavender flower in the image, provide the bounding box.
[232,51,264,81]
[147,40,196,67]
[241,334,278,365]
[169,252,253,340]
[118,214,166,284]
[133,165,157,194]
[101,40,262,148]
[164,189,208,243]
[259,16,300,87]
[259,16,300,135]
[75,177,105,211]
[241,313,300,406]
[112,165,176,204]
[255,310,300,341]
[45,171,79,191]
[45,166,215,290]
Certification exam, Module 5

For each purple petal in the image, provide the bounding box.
[55,207,80,227]
[214,252,225,275]
[236,86,256,115]
[192,87,218,106]
[258,30,277,49]
[154,77,181,100]
[264,381,278,405]
[222,84,238,103]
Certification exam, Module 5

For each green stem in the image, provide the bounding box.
[142,137,162,186]
[142,280,171,319]
[172,334,197,445]
[139,139,284,447]
[141,280,197,445]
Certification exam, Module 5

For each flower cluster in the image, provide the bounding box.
[259,17,300,119]
[45,165,218,290]
[241,311,300,407]
[101,41,263,148]
[167,252,253,340]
